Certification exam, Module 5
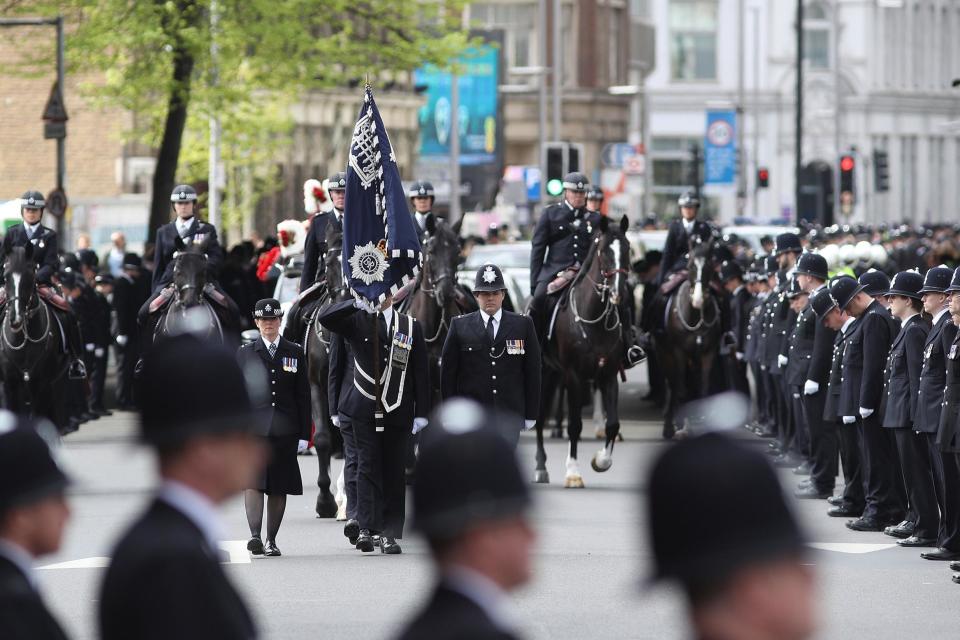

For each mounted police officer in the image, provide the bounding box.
[318,295,431,554]
[285,171,346,344]
[409,180,435,241]
[0,191,86,380]
[440,264,542,447]
[657,191,712,283]
[530,173,644,368]
[585,186,604,216]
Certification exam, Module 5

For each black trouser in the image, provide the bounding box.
[352,418,409,538]
[90,345,108,410]
[338,418,359,521]
[748,361,767,424]
[772,374,791,449]
[790,385,811,460]
[803,389,838,492]
[893,428,939,539]
[859,414,907,521]
[529,280,551,346]
[115,339,138,407]
[837,420,866,510]
[931,447,960,550]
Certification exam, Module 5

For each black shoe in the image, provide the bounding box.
[952,574,960,585]
[68,360,87,380]
[381,537,402,554]
[827,505,862,517]
[846,516,884,532]
[247,536,264,556]
[80,412,99,422]
[898,536,937,548]
[356,530,375,553]
[772,454,800,468]
[91,407,113,417]
[793,461,812,475]
[949,561,960,572]
[343,519,360,545]
[795,486,832,499]
[827,495,846,506]
[264,540,281,557]
[883,520,915,539]
[920,548,960,561]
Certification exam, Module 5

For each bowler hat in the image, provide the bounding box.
[253,298,284,319]
[774,232,802,256]
[920,266,953,294]
[413,400,531,541]
[887,271,924,300]
[646,431,805,585]
[829,275,864,310]
[473,264,507,293]
[859,269,891,297]
[811,288,837,319]
[794,252,828,281]
[0,414,69,516]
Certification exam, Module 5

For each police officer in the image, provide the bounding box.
[236,299,311,557]
[0,416,72,640]
[813,285,865,518]
[328,331,360,544]
[882,270,937,547]
[409,180,435,240]
[657,191,712,282]
[112,254,150,410]
[99,334,262,639]
[646,428,816,640]
[585,186,604,216]
[397,399,534,640]
[744,258,772,436]
[318,296,431,554]
[440,264,542,447]
[719,260,751,397]
[90,271,114,416]
[831,274,906,531]
[285,171,346,344]
[0,191,85,379]
[936,268,960,569]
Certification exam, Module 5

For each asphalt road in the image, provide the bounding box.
[35,368,960,639]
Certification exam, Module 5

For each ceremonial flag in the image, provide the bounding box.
[342,86,422,310]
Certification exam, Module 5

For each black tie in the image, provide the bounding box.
[268,343,277,358]
[486,317,495,343]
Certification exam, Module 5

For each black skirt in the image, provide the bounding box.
[252,435,303,496]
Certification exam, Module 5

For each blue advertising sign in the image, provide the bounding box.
[414,45,499,166]
[704,109,737,185]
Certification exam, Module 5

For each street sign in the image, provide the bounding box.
[601,143,636,168]
[46,188,67,218]
[704,109,736,185]
[42,81,68,122]
[623,154,646,176]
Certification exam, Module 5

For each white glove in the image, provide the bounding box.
[735,352,745,362]
[94,347,105,358]
[412,417,428,434]
[859,407,874,419]
[803,380,819,396]
[777,354,788,368]
[85,343,95,352]
[842,415,856,425]
[297,439,309,454]
[331,415,340,428]
[524,419,536,430]
[116,334,128,347]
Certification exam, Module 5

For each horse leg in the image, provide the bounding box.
[592,375,620,472]
[593,386,605,439]
[312,362,337,519]
[564,379,585,488]
[551,385,565,439]
[533,368,555,484]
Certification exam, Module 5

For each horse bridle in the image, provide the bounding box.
[417,234,458,343]
[571,234,628,334]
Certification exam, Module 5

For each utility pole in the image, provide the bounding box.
[539,0,549,204]
[449,72,461,222]
[208,0,222,234]
[736,0,746,218]
[551,0,562,141]
[832,0,842,225]
[751,5,761,221]
[795,0,804,225]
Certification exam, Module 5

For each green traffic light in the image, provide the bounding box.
[546,179,563,196]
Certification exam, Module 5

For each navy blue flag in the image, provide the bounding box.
[342,86,422,309]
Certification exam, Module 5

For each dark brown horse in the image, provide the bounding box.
[533,215,631,487]
[656,236,722,439]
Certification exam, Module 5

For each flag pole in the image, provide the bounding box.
[374,310,384,432]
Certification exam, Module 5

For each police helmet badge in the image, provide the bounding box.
[482,266,497,284]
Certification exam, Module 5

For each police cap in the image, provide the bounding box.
[326,171,346,191]
[76,249,99,269]
[948,267,960,293]
[0,413,70,517]
[785,277,805,299]
[170,184,198,203]
[763,255,779,277]
[561,172,589,192]
[774,232,802,256]
[20,190,45,210]
[646,431,805,585]
[122,253,143,270]
[58,270,78,289]
[253,298,284,319]
[920,265,953,294]
[859,269,891,297]
[585,187,604,202]
[829,275,865,310]
[811,288,837,319]
[408,181,435,198]
[677,191,699,208]
[94,271,114,286]
[718,260,743,283]
[887,271,924,300]
[794,252,828,281]
[413,400,531,541]
[473,263,507,293]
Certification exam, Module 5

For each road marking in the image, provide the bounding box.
[808,542,898,554]
[39,541,251,569]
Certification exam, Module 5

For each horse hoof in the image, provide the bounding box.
[591,451,613,473]
[594,428,604,439]
[564,474,585,489]
[315,493,338,518]
[533,469,550,484]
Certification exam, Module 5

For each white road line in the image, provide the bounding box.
[808,542,898,554]
[39,541,251,569]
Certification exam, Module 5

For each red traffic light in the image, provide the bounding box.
[840,155,855,172]
[758,168,769,180]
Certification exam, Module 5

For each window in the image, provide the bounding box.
[608,7,624,85]
[802,1,830,70]
[669,0,717,81]
[472,3,537,69]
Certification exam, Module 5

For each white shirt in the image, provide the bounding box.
[380,307,394,332]
[334,209,343,225]
[481,308,502,340]
[158,480,224,552]
[0,539,36,589]
[682,219,694,234]
[934,308,950,326]
[23,222,40,238]
[443,566,522,635]
[901,312,919,328]
[841,316,856,335]
[176,216,195,237]
[415,212,429,230]
[261,336,279,353]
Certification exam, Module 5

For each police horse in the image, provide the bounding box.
[655,236,722,439]
[534,216,631,487]
[0,246,72,432]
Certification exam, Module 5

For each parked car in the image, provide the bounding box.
[459,242,532,311]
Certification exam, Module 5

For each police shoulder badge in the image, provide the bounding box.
[349,241,389,286]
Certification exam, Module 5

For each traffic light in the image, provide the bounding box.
[873,150,889,192]
[543,142,583,197]
[757,167,769,189]
[687,144,702,198]
[839,154,856,194]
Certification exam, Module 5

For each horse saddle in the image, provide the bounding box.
[295,280,324,304]
[37,286,71,312]
[547,267,579,295]
[148,286,175,314]
[659,270,688,297]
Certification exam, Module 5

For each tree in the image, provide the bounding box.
[8,0,472,238]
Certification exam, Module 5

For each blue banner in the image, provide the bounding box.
[704,109,737,185]
[343,87,422,309]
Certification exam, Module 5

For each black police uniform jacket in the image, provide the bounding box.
[937,328,960,452]
[530,201,601,293]
[915,311,958,433]
[152,217,224,291]
[318,299,430,427]
[440,310,542,429]
[0,223,59,285]
[881,314,928,429]
[743,294,765,364]
[0,555,68,640]
[657,217,712,280]
[71,283,102,348]
[839,300,898,417]
[328,331,354,419]
[785,290,837,387]
[113,271,151,341]
[728,285,753,352]
[300,210,343,291]
[396,584,519,640]
[236,336,311,439]
[763,287,793,373]
[99,499,256,640]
